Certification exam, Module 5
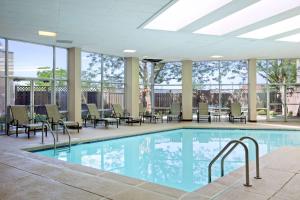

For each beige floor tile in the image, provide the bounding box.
[233,168,294,196]
[271,174,300,200]
[180,192,210,200]
[213,187,267,200]
[193,182,227,198]
[138,182,186,198]
[101,172,144,186]
[0,175,101,200]
[109,188,177,200]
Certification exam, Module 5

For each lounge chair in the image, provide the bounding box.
[229,103,246,124]
[7,105,47,138]
[85,104,118,128]
[139,103,162,123]
[197,103,211,123]
[44,104,80,133]
[167,102,182,122]
[112,104,141,125]
[139,103,146,117]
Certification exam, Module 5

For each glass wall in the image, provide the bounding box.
[8,40,53,78]
[154,62,182,114]
[81,52,125,112]
[257,59,300,121]
[0,38,6,131]
[139,61,182,114]
[193,60,248,119]
[139,61,153,112]
[102,55,125,109]
[0,38,68,132]
[81,52,102,108]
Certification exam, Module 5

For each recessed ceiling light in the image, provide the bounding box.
[277,33,300,43]
[123,49,136,53]
[144,0,232,31]
[194,0,300,36]
[211,55,223,58]
[38,30,57,37]
[238,15,300,39]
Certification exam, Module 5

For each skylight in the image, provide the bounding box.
[238,15,300,39]
[144,0,232,31]
[194,0,300,36]
[277,33,300,43]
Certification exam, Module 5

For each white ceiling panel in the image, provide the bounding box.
[0,0,299,61]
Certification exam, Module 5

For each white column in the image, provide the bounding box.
[248,59,257,122]
[182,60,193,121]
[125,57,139,118]
[68,47,82,123]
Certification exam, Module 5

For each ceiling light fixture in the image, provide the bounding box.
[123,49,136,53]
[211,55,223,58]
[38,30,57,37]
[194,0,300,36]
[238,15,300,39]
[277,33,300,43]
[144,0,232,31]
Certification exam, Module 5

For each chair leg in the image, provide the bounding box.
[6,123,9,136]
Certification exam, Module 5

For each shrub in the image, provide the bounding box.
[257,110,266,115]
[269,111,277,116]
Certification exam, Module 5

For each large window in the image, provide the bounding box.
[0,39,68,132]
[102,55,125,109]
[257,59,300,121]
[139,61,182,114]
[81,52,125,110]
[0,38,5,131]
[193,60,248,118]
[8,40,53,78]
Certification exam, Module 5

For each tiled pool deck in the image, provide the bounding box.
[0,121,300,200]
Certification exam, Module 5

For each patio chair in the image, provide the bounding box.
[197,103,211,123]
[8,105,47,138]
[167,102,182,122]
[44,104,80,133]
[85,104,118,128]
[139,103,162,123]
[112,104,141,125]
[229,103,246,124]
[139,103,146,117]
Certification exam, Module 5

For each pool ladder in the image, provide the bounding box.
[41,120,72,151]
[208,136,261,187]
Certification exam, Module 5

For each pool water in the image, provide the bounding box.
[34,128,300,192]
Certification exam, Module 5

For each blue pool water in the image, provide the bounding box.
[34,128,300,192]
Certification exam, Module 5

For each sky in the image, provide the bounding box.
[7,40,67,78]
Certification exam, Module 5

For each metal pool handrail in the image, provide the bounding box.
[58,119,71,149]
[208,140,251,187]
[221,136,261,179]
[41,121,56,150]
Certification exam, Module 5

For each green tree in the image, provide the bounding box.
[257,59,296,84]
[36,67,67,86]
[257,59,297,115]
[81,53,124,87]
